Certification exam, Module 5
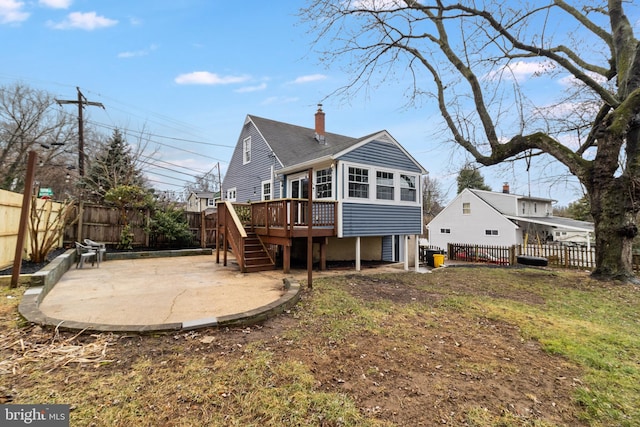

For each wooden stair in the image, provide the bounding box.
[242,232,275,272]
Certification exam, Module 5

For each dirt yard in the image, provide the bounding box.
[1,267,591,426]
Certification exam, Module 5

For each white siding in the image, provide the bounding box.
[428,189,519,249]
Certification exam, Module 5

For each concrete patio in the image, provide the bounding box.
[19,252,301,332]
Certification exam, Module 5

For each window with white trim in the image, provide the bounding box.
[376,171,394,200]
[243,136,251,164]
[262,180,272,200]
[348,167,369,198]
[226,188,237,201]
[440,228,451,234]
[342,163,420,205]
[400,174,416,201]
[315,168,332,198]
[462,202,471,214]
[207,198,215,206]
[485,229,499,236]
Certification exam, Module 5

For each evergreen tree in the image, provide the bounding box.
[83,129,144,202]
[456,165,491,194]
[566,195,592,222]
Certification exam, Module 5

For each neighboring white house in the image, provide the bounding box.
[427,186,594,250]
[186,191,220,213]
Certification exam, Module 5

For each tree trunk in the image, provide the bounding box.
[590,177,637,282]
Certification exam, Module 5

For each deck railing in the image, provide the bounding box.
[246,199,337,235]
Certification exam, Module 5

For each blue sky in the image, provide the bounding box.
[1,0,627,206]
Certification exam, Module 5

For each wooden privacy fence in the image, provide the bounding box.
[444,242,605,270]
[0,189,64,270]
[63,203,218,249]
[63,202,150,247]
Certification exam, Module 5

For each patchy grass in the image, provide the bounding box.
[1,266,639,426]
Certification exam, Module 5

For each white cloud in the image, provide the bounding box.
[47,11,118,30]
[118,44,158,59]
[174,71,250,85]
[39,0,72,9]
[235,83,267,93]
[0,0,29,24]
[485,60,556,82]
[557,71,609,88]
[290,74,327,84]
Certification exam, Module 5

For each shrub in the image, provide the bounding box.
[147,207,193,248]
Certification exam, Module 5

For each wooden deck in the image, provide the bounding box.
[216,199,337,273]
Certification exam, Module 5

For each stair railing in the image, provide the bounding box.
[221,201,247,271]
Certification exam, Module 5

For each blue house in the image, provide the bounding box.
[219,106,426,273]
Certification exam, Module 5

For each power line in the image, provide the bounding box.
[85,120,230,163]
[86,119,234,148]
[145,169,192,183]
[138,154,210,174]
[146,178,188,188]
[84,88,214,140]
[138,158,202,179]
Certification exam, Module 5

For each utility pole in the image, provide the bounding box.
[56,87,104,177]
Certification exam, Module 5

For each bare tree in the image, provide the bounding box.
[301,0,640,282]
[422,172,445,223]
[184,170,220,194]
[0,83,75,192]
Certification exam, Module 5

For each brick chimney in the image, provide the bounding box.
[502,182,510,194]
[314,104,325,143]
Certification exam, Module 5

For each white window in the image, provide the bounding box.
[315,168,332,198]
[440,228,450,234]
[262,180,272,201]
[207,198,215,206]
[462,202,471,214]
[226,188,237,201]
[376,171,394,200]
[243,136,251,164]
[400,174,416,202]
[343,163,420,205]
[348,167,369,198]
[485,229,499,236]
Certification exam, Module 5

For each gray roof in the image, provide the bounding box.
[248,115,371,168]
[505,215,594,232]
[471,188,555,203]
[191,191,220,199]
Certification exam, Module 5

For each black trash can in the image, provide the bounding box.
[425,249,442,267]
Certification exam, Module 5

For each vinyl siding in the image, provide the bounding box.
[427,190,519,249]
[382,235,394,261]
[342,203,422,237]
[221,121,281,202]
[338,139,423,173]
